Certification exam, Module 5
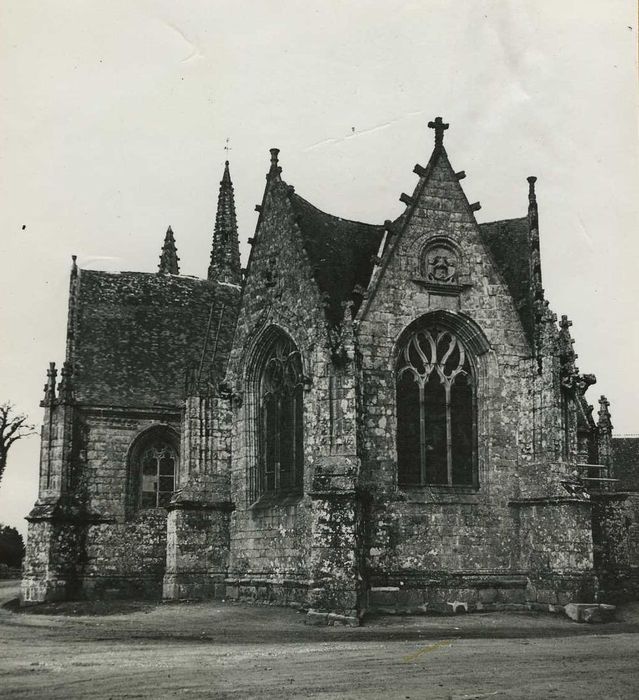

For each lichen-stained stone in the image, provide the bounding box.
[21,127,639,617]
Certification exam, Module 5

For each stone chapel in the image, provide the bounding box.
[21,119,639,623]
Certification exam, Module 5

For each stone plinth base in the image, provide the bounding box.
[20,577,70,605]
[366,574,528,615]
[163,572,225,600]
[224,576,311,608]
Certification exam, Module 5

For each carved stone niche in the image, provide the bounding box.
[412,237,470,308]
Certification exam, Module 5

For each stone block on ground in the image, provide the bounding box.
[305,609,328,626]
[564,603,616,623]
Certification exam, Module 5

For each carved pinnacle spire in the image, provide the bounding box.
[41,362,57,407]
[597,395,613,432]
[558,314,579,388]
[208,161,241,285]
[57,361,74,404]
[158,225,180,275]
[428,116,449,148]
[267,148,282,180]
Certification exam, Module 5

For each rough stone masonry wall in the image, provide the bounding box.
[356,150,536,609]
[225,177,355,608]
[76,408,180,598]
[592,493,639,602]
[514,499,595,606]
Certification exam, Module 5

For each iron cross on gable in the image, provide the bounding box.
[224,138,231,153]
[428,117,449,145]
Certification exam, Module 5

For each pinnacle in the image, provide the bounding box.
[208,160,241,285]
[158,225,180,275]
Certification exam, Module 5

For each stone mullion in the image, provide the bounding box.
[445,382,453,485]
[419,382,427,485]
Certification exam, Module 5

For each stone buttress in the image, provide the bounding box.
[163,160,242,600]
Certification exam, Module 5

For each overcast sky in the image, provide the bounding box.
[1,1,638,536]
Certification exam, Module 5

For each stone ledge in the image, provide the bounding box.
[224,577,313,588]
[247,493,304,510]
[307,490,357,501]
[509,497,592,507]
[167,499,235,513]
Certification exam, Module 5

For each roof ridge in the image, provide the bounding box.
[480,216,528,227]
[290,192,383,231]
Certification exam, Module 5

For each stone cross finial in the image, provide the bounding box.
[560,314,572,332]
[428,117,449,146]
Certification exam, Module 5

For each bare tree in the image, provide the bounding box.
[0,403,37,485]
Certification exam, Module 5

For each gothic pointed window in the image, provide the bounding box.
[127,427,179,516]
[254,333,304,499]
[396,325,476,487]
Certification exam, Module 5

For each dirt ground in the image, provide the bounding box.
[2,581,639,699]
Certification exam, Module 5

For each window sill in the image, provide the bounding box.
[398,484,480,505]
[248,492,304,510]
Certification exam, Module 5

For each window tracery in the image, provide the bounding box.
[253,333,304,499]
[396,326,476,487]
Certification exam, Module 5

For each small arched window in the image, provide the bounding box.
[396,325,476,487]
[255,333,304,499]
[127,427,178,514]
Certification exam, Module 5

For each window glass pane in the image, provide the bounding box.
[279,390,294,491]
[159,456,174,476]
[294,387,304,489]
[424,373,447,484]
[397,373,422,485]
[451,374,474,485]
[140,492,156,509]
[141,474,156,493]
[159,476,174,492]
[142,456,156,476]
[264,394,278,492]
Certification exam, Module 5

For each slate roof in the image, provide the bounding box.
[289,193,385,325]
[479,217,535,345]
[70,270,238,407]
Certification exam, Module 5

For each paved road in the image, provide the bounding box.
[2,581,639,699]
